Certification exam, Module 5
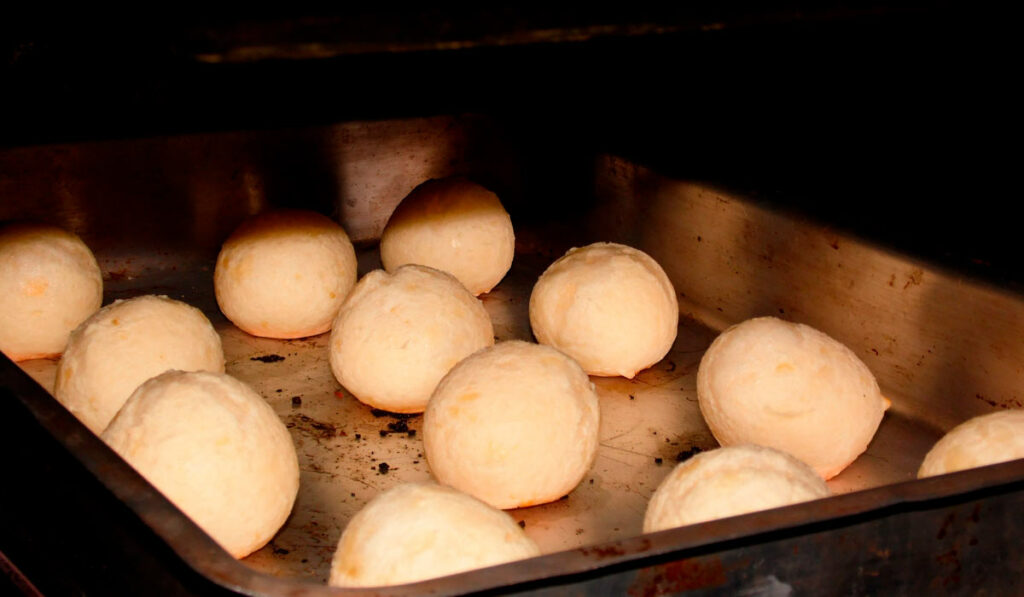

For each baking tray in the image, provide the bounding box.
[2,116,1023,595]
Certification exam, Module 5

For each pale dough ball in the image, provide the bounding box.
[0,223,102,361]
[529,242,678,378]
[329,265,494,413]
[424,341,600,509]
[102,370,299,558]
[54,295,225,434]
[329,482,539,588]
[215,210,357,339]
[380,177,514,296]
[918,410,1024,478]
[697,316,888,480]
[643,444,830,533]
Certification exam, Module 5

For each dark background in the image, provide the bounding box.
[2,4,1015,284]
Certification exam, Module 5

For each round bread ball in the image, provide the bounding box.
[54,295,225,434]
[379,177,514,296]
[0,222,102,361]
[529,242,678,378]
[424,341,600,509]
[644,444,830,533]
[215,210,357,339]
[697,316,888,480]
[102,370,299,559]
[329,482,539,588]
[918,410,1024,478]
[329,265,494,413]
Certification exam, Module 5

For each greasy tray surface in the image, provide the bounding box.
[16,242,940,586]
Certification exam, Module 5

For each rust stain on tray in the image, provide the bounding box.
[628,557,727,596]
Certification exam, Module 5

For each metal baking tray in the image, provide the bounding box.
[2,115,1023,595]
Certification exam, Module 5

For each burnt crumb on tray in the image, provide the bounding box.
[372,411,420,437]
[291,396,302,407]
[251,354,285,363]
[378,427,417,437]
[377,462,390,474]
[676,446,704,462]
[370,408,418,420]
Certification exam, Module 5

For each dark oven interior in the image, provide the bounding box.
[1,6,1018,596]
